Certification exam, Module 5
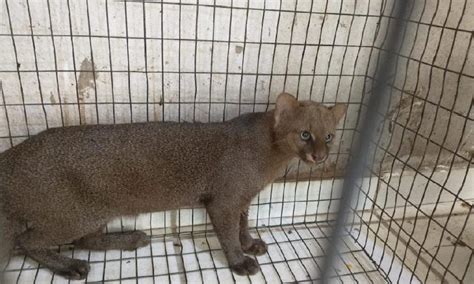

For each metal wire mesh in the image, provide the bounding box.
[0,0,472,283]
[4,223,391,283]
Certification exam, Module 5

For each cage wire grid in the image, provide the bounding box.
[0,0,473,283]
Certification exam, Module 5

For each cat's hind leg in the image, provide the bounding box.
[74,230,150,251]
[17,227,96,280]
[16,213,108,280]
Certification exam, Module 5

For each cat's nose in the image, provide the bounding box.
[312,153,328,163]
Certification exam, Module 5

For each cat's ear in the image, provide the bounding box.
[329,103,347,123]
[274,93,298,127]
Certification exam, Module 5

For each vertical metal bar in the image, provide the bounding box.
[85,0,99,124]
[264,0,283,112]
[320,1,410,282]
[45,0,65,127]
[143,0,150,123]
[4,0,31,137]
[160,0,165,122]
[105,0,117,125]
[222,0,233,122]
[236,0,249,116]
[192,1,200,122]
[124,0,133,122]
[66,0,83,125]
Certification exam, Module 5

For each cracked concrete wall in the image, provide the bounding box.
[283,0,474,181]
[367,0,474,177]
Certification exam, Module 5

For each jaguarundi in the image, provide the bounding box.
[0,93,346,280]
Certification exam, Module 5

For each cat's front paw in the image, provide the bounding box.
[55,259,90,280]
[243,239,267,256]
[230,256,260,275]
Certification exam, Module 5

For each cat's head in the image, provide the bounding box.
[273,93,347,164]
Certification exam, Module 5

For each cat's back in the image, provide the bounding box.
[0,114,270,179]
[0,121,234,211]
[0,121,232,169]
[0,113,273,215]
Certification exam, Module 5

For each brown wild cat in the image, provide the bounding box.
[0,93,346,279]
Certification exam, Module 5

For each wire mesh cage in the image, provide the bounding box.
[0,0,472,283]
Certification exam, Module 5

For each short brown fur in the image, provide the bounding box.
[0,93,346,279]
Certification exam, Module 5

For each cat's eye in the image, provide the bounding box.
[325,134,333,143]
[300,131,311,141]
